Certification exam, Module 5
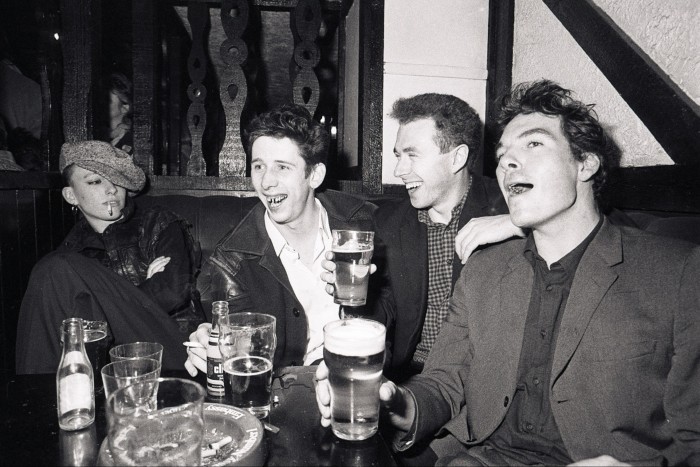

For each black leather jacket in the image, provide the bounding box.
[200,190,377,367]
[58,198,199,314]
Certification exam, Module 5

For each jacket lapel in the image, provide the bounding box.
[400,206,428,312]
[551,219,622,383]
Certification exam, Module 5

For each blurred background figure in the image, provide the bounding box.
[0,119,24,171]
[0,29,42,142]
[7,126,43,171]
[106,71,134,155]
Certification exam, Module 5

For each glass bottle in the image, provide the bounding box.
[57,317,95,431]
[207,301,229,398]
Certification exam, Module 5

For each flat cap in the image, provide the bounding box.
[59,140,146,192]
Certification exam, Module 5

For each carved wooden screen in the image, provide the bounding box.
[131,0,354,194]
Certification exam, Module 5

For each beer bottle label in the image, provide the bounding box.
[207,331,225,397]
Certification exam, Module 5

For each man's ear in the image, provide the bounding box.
[309,163,326,189]
[451,145,470,173]
[62,186,77,205]
[579,153,601,182]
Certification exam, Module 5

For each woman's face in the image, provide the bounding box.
[62,166,127,233]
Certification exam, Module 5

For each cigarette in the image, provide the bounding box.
[263,421,280,434]
[201,448,217,458]
[108,204,113,216]
[182,342,206,348]
[209,435,233,450]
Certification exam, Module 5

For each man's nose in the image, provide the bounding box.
[393,155,410,178]
[261,169,277,189]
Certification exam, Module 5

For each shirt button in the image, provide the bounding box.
[525,423,534,432]
[445,258,452,265]
[292,308,300,317]
[546,285,553,291]
[533,377,541,386]
[540,329,547,338]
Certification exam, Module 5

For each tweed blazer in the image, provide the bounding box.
[404,218,700,465]
[372,173,507,378]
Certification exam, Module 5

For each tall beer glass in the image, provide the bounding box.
[219,312,276,418]
[331,230,374,306]
[323,318,386,441]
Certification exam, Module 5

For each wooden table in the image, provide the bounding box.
[0,367,396,466]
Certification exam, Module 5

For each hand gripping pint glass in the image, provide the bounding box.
[323,318,386,441]
[331,230,374,306]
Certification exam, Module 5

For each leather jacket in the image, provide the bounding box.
[58,198,200,315]
[200,190,376,367]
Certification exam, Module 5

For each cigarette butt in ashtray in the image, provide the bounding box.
[209,436,233,450]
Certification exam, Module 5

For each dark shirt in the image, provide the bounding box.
[486,217,603,464]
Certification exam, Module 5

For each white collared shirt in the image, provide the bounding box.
[264,199,340,365]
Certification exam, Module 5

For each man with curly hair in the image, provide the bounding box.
[184,104,376,372]
[316,80,700,465]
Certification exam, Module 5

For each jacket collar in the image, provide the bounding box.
[219,190,366,256]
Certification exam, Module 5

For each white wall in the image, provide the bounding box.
[382,0,490,184]
[513,0,699,167]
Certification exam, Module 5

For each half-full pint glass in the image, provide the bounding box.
[331,230,374,306]
[219,313,277,418]
[323,318,386,441]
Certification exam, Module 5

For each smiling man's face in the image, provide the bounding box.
[251,136,323,229]
[495,112,587,232]
[392,118,460,216]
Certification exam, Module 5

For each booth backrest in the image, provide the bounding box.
[135,194,261,261]
[2,190,700,374]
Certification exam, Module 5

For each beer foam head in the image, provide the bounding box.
[324,319,385,356]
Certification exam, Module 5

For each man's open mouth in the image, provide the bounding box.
[508,183,533,195]
[405,181,422,192]
[267,195,287,207]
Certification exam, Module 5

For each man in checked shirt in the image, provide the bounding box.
[323,93,519,382]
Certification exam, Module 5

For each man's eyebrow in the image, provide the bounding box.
[394,144,417,154]
[496,127,555,151]
[518,127,555,140]
[251,157,296,166]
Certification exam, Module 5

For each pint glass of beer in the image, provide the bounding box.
[331,230,374,306]
[219,313,277,418]
[323,318,386,441]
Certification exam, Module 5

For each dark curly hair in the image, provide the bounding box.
[497,80,621,204]
[389,93,482,171]
[244,104,329,177]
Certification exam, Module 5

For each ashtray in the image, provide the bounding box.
[96,403,265,466]
[201,403,265,466]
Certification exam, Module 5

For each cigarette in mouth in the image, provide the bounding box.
[108,204,113,216]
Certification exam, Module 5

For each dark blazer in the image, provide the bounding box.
[200,190,376,368]
[372,173,508,379]
[404,219,700,465]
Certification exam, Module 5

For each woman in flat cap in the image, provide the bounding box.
[15,141,202,373]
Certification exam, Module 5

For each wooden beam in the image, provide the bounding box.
[543,0,700,167]
[608,166,700,214]
[60,0,98,142]
[483,0,514,177]
[132,0,158,175]
[358,0,383,194]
